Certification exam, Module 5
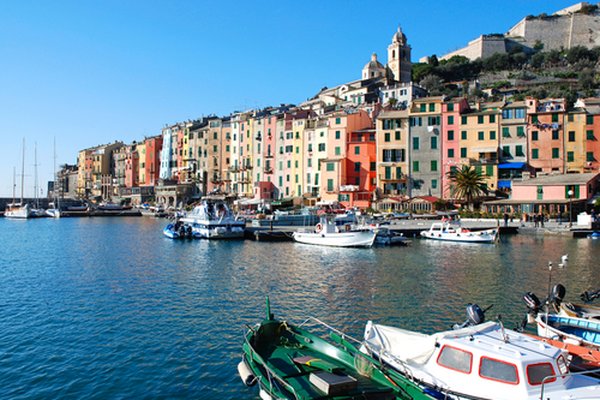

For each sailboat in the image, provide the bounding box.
[5,139,32,219]
[30,142,47,218]
[46,138,61,218]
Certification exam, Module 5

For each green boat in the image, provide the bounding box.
[238,297,437,400]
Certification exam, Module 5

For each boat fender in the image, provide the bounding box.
[315,223,323,233]
[237,360,256,386]
[259,388,272,400]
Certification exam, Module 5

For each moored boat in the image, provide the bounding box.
[163,222,198,239]
[292,219,376,248]
[238,297,436,400]
[4,203,31,219]
[420,222,498,243]
[180,200,245,239]
[362,304,600,400]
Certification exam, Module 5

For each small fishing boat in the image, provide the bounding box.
[534,313,600,348]
[163,222,198,239]
[420,222,498,243]
[363,304,600,400]
[238,297,435,400]
[374,227,409,246]
[292,219,376,248]
[180,200,245,239]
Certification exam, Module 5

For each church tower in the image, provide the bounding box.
[387,26,412,83]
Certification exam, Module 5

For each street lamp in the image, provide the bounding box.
[568,189,574,228]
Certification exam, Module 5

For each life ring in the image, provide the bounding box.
[315,223,323,233]
[345,224,351,232]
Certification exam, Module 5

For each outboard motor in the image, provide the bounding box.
[453,304,486,330]
[548,284,566,311]
[523,291,541,314]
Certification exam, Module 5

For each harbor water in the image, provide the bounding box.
[1,217,599,399]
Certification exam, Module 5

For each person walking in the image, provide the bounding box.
[503,212,509,227]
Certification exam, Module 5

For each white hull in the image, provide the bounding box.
[420,223,498,243]
[193,224,245,239]
[5,204,31,219]
[292,230,376,248]
[45,209,61,218]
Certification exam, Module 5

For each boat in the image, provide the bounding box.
[46,139,61,218]
[45,202,61,218]
[251,208,320,227]
[587,231,600,239]
[163,222,198,239]
[180,200,245,239]
[374,227,409,246]
[292,219,376,248]
[420,222,498,243]
[238,297,436,400]
[5,140,32,219]
[362,304,600,400]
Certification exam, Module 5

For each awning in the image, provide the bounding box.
[498,162,526,169]
[472,146,498,153]
[498,180,512,189]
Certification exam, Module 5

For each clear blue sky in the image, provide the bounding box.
[0,0,576,197]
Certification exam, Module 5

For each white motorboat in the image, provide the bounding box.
[5,203,31,219]
[180,200,245,239]
[363,306,600,400]
[420,222,498,243]
[292,219,376,248]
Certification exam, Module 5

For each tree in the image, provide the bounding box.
[447,165,487,210]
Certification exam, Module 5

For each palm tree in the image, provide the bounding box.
[447,165,488,210]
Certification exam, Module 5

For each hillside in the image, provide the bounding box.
[413,45,600,104]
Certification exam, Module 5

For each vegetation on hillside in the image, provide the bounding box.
[412,44,600,105]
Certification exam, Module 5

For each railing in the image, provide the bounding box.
[539,367,600,399]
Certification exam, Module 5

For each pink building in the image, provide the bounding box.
[441,98,469,199]
[143,136,162,187]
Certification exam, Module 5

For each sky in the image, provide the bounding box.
[0,0,578,197]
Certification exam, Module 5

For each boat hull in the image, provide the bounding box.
[4,204,31,219]
[420,229,498,243]
[536,313,600,348]
[292,230,376,247]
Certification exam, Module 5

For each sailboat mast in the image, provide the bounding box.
[12,166,16,204]
[34,142,39,208]
[20,138,25,204]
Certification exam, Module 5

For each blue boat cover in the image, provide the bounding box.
[498,180,511,189]
[498,162,526,169]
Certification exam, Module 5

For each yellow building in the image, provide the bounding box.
[376,110,409,197]
[564,109,587,173]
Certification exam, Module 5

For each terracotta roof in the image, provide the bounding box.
[512,173,599,186]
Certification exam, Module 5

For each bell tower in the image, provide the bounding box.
[387,26,412,83]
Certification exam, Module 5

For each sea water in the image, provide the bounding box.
[0,217,598,399]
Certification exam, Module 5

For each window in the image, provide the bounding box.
[587,130,595,140]
[432,179,438,189]
[327,179,334,191]
[413,137,420,150]
[447,115,454,125]
[587,152,595,162]
[551,113,559,123]
[461,116,467,125]
[437,345,472,374]
[307,159,312,167]
[460,147,467,158]
[335,147,341,156]
[552,148,559,159]
[489,115,496,123]
[395,166,402,178]
[395,131,401,140]
[516,145,524,157]
[448,130,454,141]
[335,117,341,124]
[517,126,525,137]
[384,166,391,179]
[502,146,510,157]
[567,151,574,162]
[384,133,391,142]
[568,131,575,142]
[552,130,559,140]
[370,162,376,171]
[318,143,326,152]
[419,104,426,112]
[287,160,291,168]
[478,131,484,140]
[326,163,335,171]
[430,160,438,172]
[532,149,539,159]
[490,130,496,140]
[527,363,556,386]
[431,136,438,149]
[532,131,538,141]
[532,115,539,124]
[448,148,455,158]
[447,103,454,111]
[461,131,467,140]
[354,146,360,155]
[479,357,518,384]
[587,115,594,125]
[502,127,510,137]
[486,165,493,176]
[478,115,484,124]
[354,162,361,172]
[335,130,341,139]
[413,161,420,172]
[429,103,435,112]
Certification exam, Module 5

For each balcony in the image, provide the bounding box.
[265,153,274,159]
[470,157,498,165]
[378,174,406,182]
[229,165,240,173]
[265,168,273,174]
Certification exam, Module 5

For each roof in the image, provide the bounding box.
[378,110,409,119]
[513,173,599,186]
[410,196,439,203]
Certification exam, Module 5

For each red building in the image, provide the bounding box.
[341,128,377,209]
[143,135,163,187]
